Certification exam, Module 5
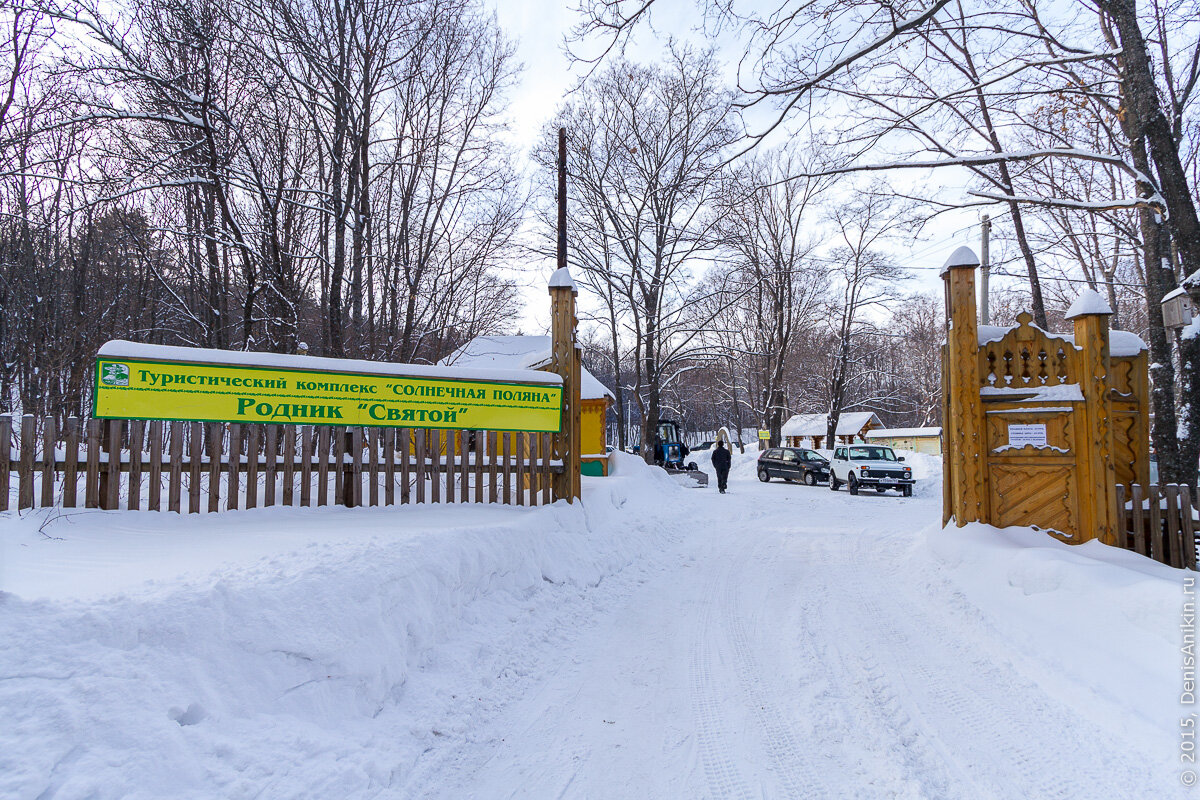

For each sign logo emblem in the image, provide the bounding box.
[100,362,130,387]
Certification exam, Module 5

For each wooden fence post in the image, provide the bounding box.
[104,419,122,511]
[168,421,183,513]
[283,425,296,507]
[0,416,11,511]
[941,247,987,526]
[40,416,56,508]
[300,426,313,507]
[86,419,102,509]
[147,420,162,511]
[316,426,330,506]
[19,414,36,510]
[227,423,241,510]
[384,428,396,506]
[64,417,80,509]
[207,422,223,512]
[246,425,260,509]
[127,420,144,511]
[188,421,203,514]
[264,425,278,507]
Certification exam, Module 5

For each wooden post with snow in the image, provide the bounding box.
[1068,297,1117,545]
[549,267,581,503]
[941,246,988,527]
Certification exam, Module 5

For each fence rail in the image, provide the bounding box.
[1,415,561,514]
[1114,483,1198,570]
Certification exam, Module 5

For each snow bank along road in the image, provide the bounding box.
[0,452,1189,799]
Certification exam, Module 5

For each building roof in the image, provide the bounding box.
[781,412,883,439]
[438,335,614,401]
[866,427,942,439]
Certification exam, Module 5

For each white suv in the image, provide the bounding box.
[830,444,914,497]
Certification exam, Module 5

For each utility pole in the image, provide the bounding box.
[980,214,991,325]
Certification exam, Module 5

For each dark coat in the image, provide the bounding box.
[711,445,731,472]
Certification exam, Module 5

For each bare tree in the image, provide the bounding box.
[710,146,831,445]
[540,47,741,461]
[819,190,910,445]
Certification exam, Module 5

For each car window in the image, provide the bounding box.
[765,449,780,459]
[848,446,896,461]
[835,448,845,459]
[803,451,824,462]
[782,450,797,461]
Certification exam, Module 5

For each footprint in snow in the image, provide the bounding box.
[169,703,208,726]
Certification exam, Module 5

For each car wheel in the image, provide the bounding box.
[848,474,859,496]
[758,468,770,483]
[902,485,913,497]
[804,471,816,486]
[829,474,839,491]
[876,486,886,493]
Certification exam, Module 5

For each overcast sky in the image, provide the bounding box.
[483,1,1008,331]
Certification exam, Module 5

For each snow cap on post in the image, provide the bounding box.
[939,245,980,276]
[1064,288,1113,319]
[548,266,577,294]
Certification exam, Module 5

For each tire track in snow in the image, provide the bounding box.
[792,536,988,800]
[720,537,835,799]
[689,568,755,800]
[849,538,1161,800]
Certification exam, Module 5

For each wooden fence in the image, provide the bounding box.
[1114,483,1198,570]
[0,415,561,513]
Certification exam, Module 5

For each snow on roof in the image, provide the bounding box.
[781,412,882,438]
[1064,289,1113,319]
[1163,286,1189,302]
[939,245,980,275]
[976,324,1146,357]
[548,267,577,291]
[866,427,942,439]
[439,335,614,400]
[98,340,561,385]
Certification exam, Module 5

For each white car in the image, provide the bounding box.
[829,444,914,497]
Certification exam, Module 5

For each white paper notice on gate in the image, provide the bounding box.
[1007,423,1048,448]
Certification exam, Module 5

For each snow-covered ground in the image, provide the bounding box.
[0,451,1190,798]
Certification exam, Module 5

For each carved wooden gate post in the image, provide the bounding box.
[942,246,988,526]
[1069,301,1117,544]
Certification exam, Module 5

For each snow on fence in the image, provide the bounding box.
[0,415,561,513]
[1113,483,1199,570]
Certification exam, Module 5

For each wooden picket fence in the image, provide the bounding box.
[0,415,561,513]
[1114,483,1198,570]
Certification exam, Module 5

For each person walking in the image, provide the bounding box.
[712,440,731,494]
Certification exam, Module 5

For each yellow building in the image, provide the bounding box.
[439,336,615,476]
[865,427,943,455]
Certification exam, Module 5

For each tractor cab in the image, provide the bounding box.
[653,420,695,470]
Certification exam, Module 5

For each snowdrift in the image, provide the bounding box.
[0,454,680,799]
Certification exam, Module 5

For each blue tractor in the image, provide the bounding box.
[654,420,699,473]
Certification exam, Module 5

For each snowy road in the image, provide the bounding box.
[1,452,1186,799]
[399,469,1176,799]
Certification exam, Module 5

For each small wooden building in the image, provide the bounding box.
[440,335,615,476]
[780,412,882,450]
[866,427,943,455]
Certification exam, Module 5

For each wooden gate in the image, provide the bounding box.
[941,246,1150,547]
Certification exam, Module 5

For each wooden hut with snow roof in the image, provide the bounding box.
[440,336,615,476]
[781,411,883,449]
